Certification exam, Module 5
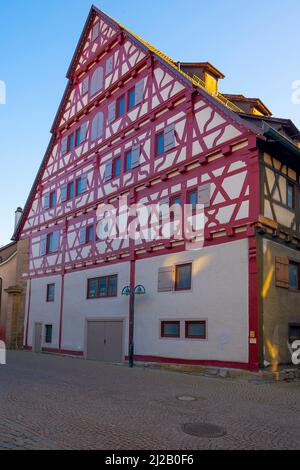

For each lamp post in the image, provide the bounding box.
[122,284,146,368]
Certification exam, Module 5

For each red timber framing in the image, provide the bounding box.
[16,6,263,370]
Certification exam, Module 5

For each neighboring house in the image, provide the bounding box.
[13,6,300,370]
[0,209,28,349]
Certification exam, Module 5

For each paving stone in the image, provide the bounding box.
[0,351,299,450]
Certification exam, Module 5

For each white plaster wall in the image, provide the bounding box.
[26,240,249,363]
[27,275,62,349]
[62,262,131,354]
[134,239,249,363]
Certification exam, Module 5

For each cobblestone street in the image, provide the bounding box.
[0,351,299,450]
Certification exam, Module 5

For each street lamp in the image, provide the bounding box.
[122,284,146,368]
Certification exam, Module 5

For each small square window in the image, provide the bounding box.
[46,284,55,302]
[45,325,53,344]
[161,321,180,338]
[185,321,206,339]
[175,264,192,291]
[156,133,164,157]
[116,96,125,118]
[289,262,300,290]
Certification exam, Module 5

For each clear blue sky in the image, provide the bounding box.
[0,0,299,246]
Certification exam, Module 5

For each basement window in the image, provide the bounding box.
[161,321,180,338]
[185,321,207,339]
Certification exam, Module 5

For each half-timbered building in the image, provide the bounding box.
[14,6,300,371]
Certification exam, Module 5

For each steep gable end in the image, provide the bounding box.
[14,7,259,242]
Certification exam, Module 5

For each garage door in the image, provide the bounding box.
[86,321,123,362]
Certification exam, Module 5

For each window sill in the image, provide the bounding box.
[159,337,208,342]
[87,296,118,300]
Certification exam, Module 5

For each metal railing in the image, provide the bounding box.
[192,75,243,113]
[107,11,243,115]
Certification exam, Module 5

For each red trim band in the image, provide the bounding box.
[126,355,251,370]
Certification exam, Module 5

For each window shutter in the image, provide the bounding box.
[40,235,47,257]
[51,231,60,253]
[104,161,113,181]
[61,136,68,156]
[92,22,100,41]
[275,257,289,289]
[80,122,88,143]
[91,112,104,141]
[108,101,116,124]
[91,66,103,96]
[164,124,176,152]
[158,267,175,292]
[131,144,141,168]
[198,184,211,208]
[91,114,98,141]
[81,175,88,193]
[44,192,50,209]
[82,77,89,95]
[159,198,170,221]
[135,79,145,105]
[106,56,114,75]
[61,184,68,203]
[79,227,86,245]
